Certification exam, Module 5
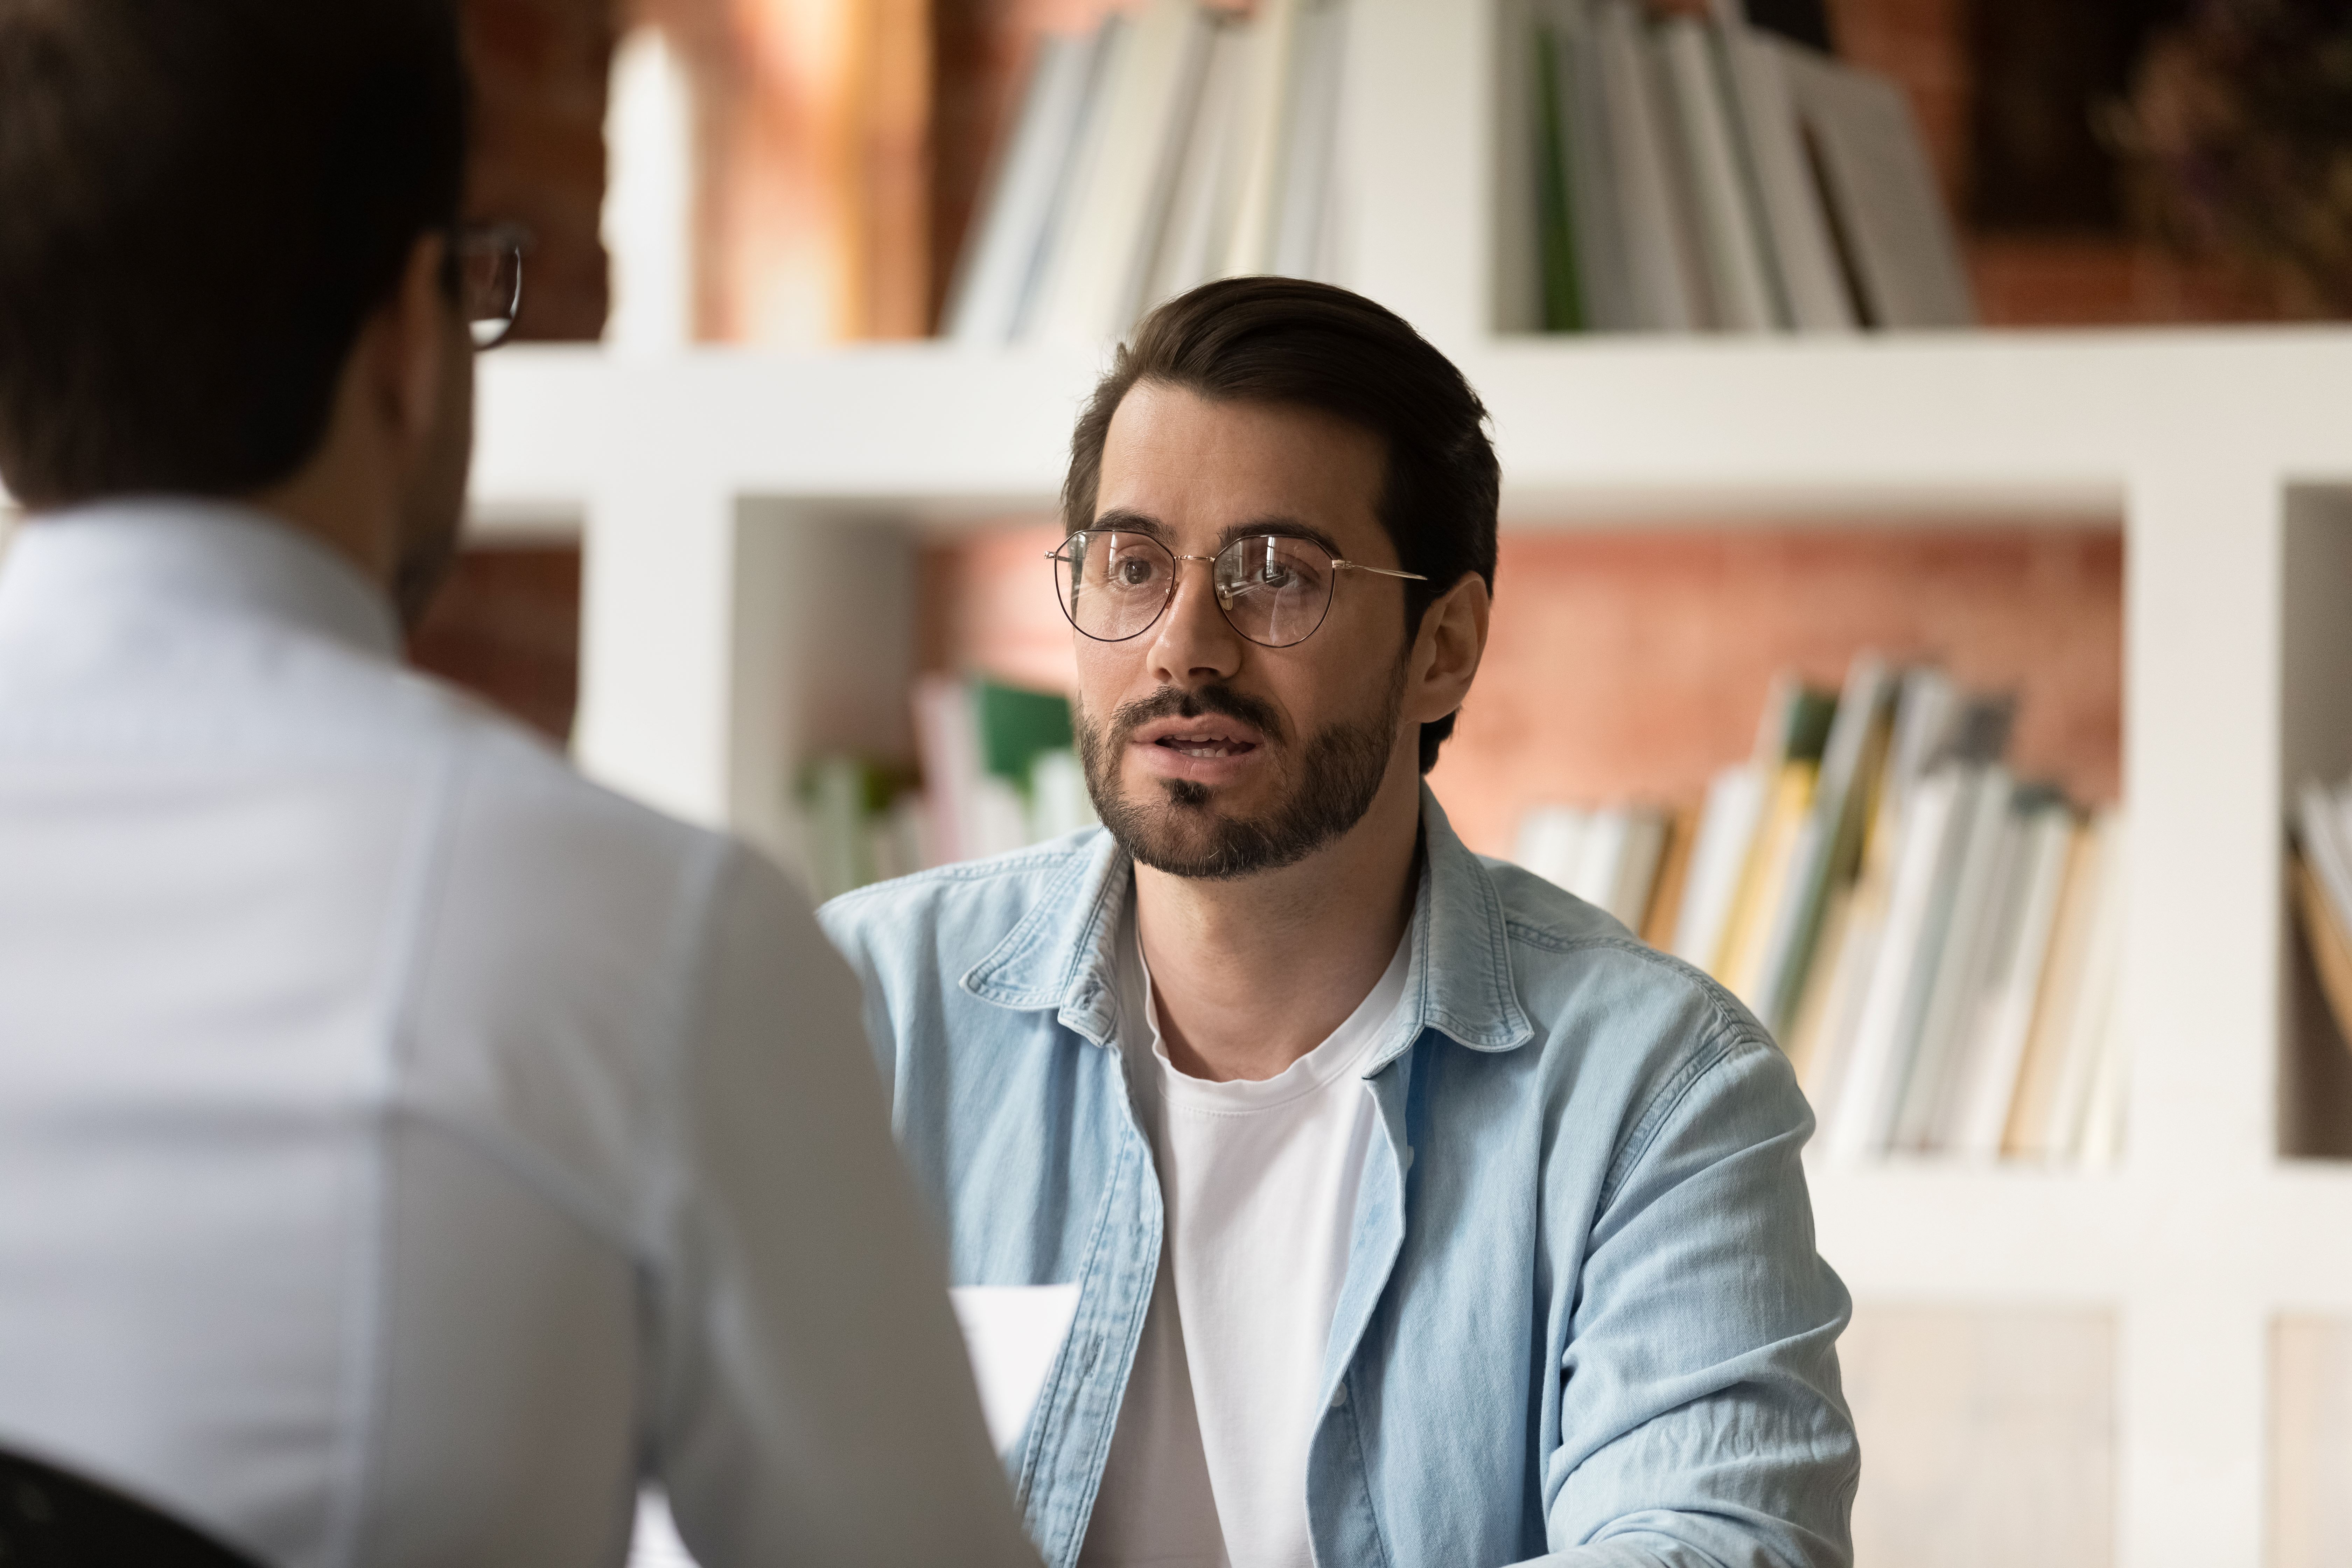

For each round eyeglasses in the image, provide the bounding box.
[455,221,530,350]
[1048,530,1429,649]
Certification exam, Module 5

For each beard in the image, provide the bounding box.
[1077,662,1405,881]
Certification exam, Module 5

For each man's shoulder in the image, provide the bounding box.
[1474,853,1774,1063]
[819,828,1108,975]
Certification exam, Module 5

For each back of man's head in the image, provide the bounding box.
[0,0,466,510]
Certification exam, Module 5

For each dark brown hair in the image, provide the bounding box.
[1062,276,1499,773]
[0,0,467,507]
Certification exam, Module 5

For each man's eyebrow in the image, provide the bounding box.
[1216,518,1345,559]
[1080,510,1348,560]
[1085,508,1168,540]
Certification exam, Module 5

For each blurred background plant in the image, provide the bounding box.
[2119,0,2352,315]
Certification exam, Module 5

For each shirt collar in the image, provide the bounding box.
[0,497,402,662]
[959,782,1537,1061]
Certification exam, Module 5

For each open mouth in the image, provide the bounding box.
[1153,731,1258,760]
[1130,713,1270,762]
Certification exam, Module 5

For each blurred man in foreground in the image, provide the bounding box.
[825,278,1859,1567]
[0,4,1038,1564]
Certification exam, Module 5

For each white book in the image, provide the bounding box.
[1712,21,1858,330]
[1516,804,1592,895]
[1776,45,1974,328]
[1673,763,1769,966]
[1223,0,1307,276]
[1034,0,1214,343]
[1825,766,1970,1161]
[2041,810,2130,1160]
[2076,986,2131,1168]
[1656,15,1778,332]
[1569,809,1631,913]
[1145,16,1256,309]
[1272,0,1346,280]
[1947,802,2076,1158]
[1610,809,1671,930]
[944,28,1108,344]
[1890,769,2018,1152]
[1543,0,1636,332]
[1590,0,1707,331]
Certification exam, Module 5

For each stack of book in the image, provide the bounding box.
[943,0,1346,345]
[798,674,1099,902]
[1516,658,2129,1166]
[2294,775,2352,1051]
[1504,0,1974,334]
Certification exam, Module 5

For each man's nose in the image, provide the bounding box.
[1148,557,1244,687]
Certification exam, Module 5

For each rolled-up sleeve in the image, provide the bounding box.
[1534,1029,1858,1568]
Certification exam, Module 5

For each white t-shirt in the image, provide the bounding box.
[1080,906,1414,1568]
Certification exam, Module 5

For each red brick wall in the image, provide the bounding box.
[916,519,2124,858]
[465,0,618,342]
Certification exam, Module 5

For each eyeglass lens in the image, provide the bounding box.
[458,233,523,350]
[1055,531,1337,648]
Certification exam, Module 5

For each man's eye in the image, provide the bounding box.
[1258,560,1294,588]
[1115,558,1155,587]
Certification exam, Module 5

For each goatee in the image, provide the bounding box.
[1077,668,1403,881]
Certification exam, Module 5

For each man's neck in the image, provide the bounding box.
[1135,764,1423,1084]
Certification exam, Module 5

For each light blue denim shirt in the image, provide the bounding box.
[820,786,1857,1568]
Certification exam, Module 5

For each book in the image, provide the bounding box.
[1944,798,2076,1157]
[1035,0,1215,344]
[1517,803,1670,930]
[1591,0,1709,331]
[1718,757,1819,1005]
[1272,0,1347,281]
[1775,43,1975,328]
[943,29,1109,344]
[1657,14,1780,332]
[1223,0,1308,276]
[1709,16,1858,330]
[1673,763,1771,967]
[2292,850,2352,1054]
[2009,808,2128,1160]
[1751,653,1895,1033]
[1144,16,1255,309]
[1711,679,1835,986]
[1823,763,1974,1161]
[1887,766,2019,1152]
[1531,16,1585,332]
[1552,0,1638,332]
[1640,801,1701,950]
[2002,817,2102,1157]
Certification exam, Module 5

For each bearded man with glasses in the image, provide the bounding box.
[824,277,1860,1568]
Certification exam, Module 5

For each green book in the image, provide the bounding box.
[1534,23,1586,333]
[974,679,1075,796]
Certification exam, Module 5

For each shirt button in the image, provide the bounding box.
[1330,1384,1349,1409]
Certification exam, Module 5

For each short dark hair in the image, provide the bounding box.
[0,0,468,507]
[1063,277,1500,773]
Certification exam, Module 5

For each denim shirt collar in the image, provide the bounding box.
[958,783,1536,1062]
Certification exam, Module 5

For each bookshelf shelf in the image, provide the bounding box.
[470,323,2352,1567]
[465,0,2352,1551]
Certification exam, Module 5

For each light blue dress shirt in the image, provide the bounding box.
[822,787,1859,1568]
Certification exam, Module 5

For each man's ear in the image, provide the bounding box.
[1405,571,1490,727]
[363,231,455,459]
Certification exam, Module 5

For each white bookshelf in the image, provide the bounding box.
[467,2,2352,1562]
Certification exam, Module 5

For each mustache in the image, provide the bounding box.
[1105,684,1290,748]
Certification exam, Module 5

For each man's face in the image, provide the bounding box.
[388,296,475,630]
[1073,382,1418,880]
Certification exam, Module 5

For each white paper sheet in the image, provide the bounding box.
[626,1283,1079,1565]
[950,1282,1084,1453]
